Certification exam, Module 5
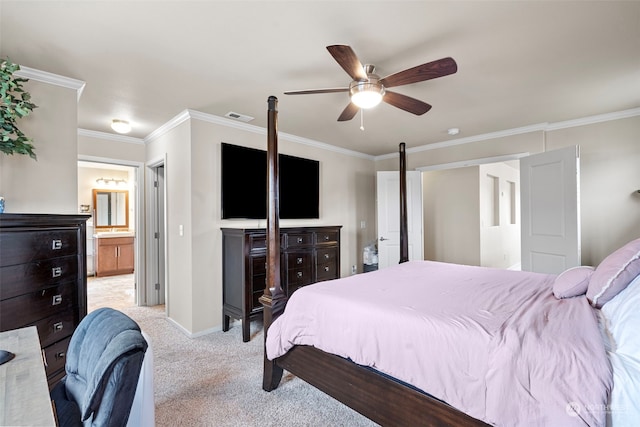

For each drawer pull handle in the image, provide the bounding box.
[324,235,330,241]
[42,349,48,367]
[52,267,62,278]
[296,257,303,265]
[324,253,329,259]
[297,237,303,243]
[52,239,63,250]
[296,271,303,278]
[52,294,63,305]
[55,351,66,360]
[324,266,330,272]
[53,322,64,332]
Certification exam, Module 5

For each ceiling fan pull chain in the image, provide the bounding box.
[360,109,365,131]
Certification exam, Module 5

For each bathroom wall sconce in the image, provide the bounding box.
[111,119,131,134]
[96,177,127,186]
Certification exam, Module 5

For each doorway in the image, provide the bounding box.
[78,159,145,311]
[421,161,521,269]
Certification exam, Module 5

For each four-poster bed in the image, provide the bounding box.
[258,96,640,426]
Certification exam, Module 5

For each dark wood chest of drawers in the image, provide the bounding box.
[221,226,341,342]
[0,213,90,388]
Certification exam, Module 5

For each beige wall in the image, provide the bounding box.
[0,79,79,213]
[78,134,146,163]
[423,166,480,265]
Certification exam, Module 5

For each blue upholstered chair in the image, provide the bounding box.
[50,307,148,427]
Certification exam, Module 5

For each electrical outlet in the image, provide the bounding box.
[351,265,357,275]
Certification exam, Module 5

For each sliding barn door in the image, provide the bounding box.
[520,146,580,274]
[376,171,423,269]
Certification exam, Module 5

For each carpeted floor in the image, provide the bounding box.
[120,304,379,427]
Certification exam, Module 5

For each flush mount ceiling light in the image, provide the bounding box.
[111,119,131,134]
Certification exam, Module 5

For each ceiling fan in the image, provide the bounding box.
[284,45,458,122]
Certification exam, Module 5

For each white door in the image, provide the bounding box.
[520,146,580,274]
[376,171,423,268]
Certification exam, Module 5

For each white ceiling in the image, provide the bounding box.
[2,1,639,156]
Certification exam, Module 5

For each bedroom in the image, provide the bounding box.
[0,1,639,425]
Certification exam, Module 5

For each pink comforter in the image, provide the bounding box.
[266,261,612,426]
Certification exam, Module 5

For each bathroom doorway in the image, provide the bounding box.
[78,159,145,311]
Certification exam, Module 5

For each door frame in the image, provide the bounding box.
[78,155,147,305]
[146,155,168,310]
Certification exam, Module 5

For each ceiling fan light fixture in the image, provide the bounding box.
[111,119,131,134]
[350,81,385,109]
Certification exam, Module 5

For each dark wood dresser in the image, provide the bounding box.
[0,213,90,388]
[222,226,341,342]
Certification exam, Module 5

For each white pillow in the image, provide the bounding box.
[600,274,640,426]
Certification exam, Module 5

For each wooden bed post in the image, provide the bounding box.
[260,96,286,391]
[399,142,409,263]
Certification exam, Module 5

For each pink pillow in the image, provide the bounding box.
[553,266,594,299]
[587,238,640,308]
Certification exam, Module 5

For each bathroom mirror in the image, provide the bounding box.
[93,189,129,229]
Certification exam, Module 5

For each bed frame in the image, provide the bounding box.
[260,96,489,427]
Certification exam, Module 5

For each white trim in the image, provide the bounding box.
[416,152,530,172]
[144,109,375,160]
[15,66,86,101]
[375,107,640,161]
[166,316,221,338]
[78,128,145,145]
[144,110,191,143]
[545,107,640,131]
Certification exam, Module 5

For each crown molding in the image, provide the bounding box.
[78,128,145,145]
[144,109,374,160]
[15,66,86,101]
[375,107,640,161]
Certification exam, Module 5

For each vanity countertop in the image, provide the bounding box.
[93,231,135,238]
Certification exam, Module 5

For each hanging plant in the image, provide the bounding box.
[1,57,38,160]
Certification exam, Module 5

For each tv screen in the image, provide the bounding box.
[221,143,320,219]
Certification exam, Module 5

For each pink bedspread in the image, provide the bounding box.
[266,260,612,426]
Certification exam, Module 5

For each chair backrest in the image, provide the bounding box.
[64,307,148,426]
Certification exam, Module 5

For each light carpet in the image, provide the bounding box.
[120,305,378,427]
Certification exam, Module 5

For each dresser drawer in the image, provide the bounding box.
[285,232,313,248]
[287,266,312,288]
[287,252,312,268]
[43,336,71,381]
[0,229,78,267]
[315,230,339,245]
[249,233,267,252]
[317,260,339,282]
[0,282,75,330]
[30,309,77,348]
[0,256,78,300]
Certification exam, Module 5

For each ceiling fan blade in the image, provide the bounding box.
[337,102,359,121]
[383,91,432,115]
[284,88,349,95]
[380,57,457,88]
[326,45,367,81]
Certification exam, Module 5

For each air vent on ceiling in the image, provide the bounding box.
[225,111,254,122]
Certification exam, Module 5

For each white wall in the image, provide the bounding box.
[479,162,520,268]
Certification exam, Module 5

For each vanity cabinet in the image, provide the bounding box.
[95,236,134,277]
[221,226,341,342]
[0,213,90,388]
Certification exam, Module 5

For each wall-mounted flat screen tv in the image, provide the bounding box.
[221,142,320,219]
